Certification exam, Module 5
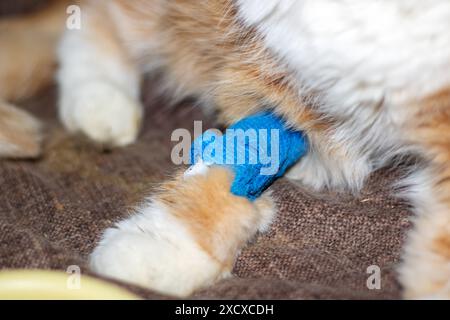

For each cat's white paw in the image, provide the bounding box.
[60,81,143,147]
[89,202,223,297]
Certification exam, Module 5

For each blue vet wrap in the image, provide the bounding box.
[190,112,308,201]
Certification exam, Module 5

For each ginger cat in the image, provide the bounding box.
[1,0,449,299]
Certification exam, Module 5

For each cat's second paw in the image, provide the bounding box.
[0,102,43,159]
[60,81,143,147]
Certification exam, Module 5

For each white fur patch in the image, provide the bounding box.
[59,80,142,146]
[238,0,450,192]
[238,0,450,114]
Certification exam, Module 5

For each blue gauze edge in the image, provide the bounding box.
[190,112,308,201]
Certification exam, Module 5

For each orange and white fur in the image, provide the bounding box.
[1,0,450,299]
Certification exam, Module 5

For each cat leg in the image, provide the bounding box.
[0,1,67,158]
[0,0,69,102]
[57,3,142,147]
[286,142,372,193]
[0,101,42,158]
[90,164,275,297]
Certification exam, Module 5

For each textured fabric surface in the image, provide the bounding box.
[0,1,413,300]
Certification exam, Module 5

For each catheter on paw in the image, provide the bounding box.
[190,112,308,200]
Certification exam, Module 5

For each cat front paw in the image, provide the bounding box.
[90,166,276,297]
[60,81,143,147]
[89,201,224,297]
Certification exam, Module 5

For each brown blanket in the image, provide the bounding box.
[0,1,412,300]
[0,83,412,299]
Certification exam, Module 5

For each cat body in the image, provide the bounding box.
[1,0,449,298]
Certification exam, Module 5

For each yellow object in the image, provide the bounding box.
[0,270,140,300]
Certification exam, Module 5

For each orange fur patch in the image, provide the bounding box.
[433,233,450,260]
[157,167,270,269]
[0,0,73,102]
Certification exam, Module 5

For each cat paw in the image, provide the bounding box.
[60,82,143,147]
[0,102,42,159]
[89,201,223,297]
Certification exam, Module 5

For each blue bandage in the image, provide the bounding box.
[190,112,308,201]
